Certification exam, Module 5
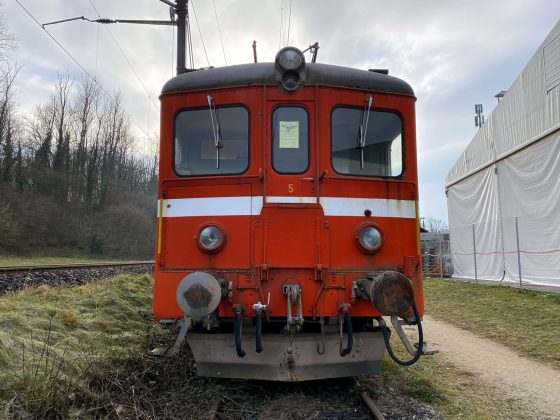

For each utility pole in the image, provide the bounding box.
[42,0,190,76]
[176,0,187,75]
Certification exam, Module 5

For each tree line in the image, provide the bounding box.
[0,22,158,258]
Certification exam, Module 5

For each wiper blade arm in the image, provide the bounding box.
[357,95,373,169]
[207,95,223,169]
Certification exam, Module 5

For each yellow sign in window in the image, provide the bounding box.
[279,121,300,148]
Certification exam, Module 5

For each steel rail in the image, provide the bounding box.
[0,261,154,273]
[360,391,386,420]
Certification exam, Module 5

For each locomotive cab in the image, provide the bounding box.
[154,47,424,381]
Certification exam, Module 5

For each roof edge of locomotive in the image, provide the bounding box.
[161,62,415,97]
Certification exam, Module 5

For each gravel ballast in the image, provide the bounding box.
[0,264,154,295]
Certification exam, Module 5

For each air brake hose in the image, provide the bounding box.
[255,309,263,353]
[234,308,246,357]
[380,300,423,366]
[340,310,353,356]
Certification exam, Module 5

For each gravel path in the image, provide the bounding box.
[423,315,560,419]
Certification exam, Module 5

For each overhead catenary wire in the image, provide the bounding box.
[86,0,160,114]
[13,0,150,138]
[286,0,292,46]
[211,0,227,65]
[190,0,210,67]
[171,20,175,77]
[94,21,100,77]
[278,0,284,49]
[186,9,194,69]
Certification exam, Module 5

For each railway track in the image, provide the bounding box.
[200,377,434,420]
[0,260,154,273]
[0,261,154,295]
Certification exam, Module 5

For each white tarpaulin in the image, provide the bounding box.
[446,20,560,287]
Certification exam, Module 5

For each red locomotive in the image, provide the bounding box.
[154,47,425,381]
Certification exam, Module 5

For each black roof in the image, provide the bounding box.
[161,62,415,97]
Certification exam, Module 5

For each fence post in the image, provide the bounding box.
[472,224,478,284]
[439,239,443,279]
[515,216,523,289]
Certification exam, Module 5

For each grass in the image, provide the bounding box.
[371,353,533,419]
[0,254,130,267]
[0,274,551,418]
[0,274,153,418]
[424,277,560,368]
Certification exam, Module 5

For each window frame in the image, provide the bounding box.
[330,105,405,179]
[172,103,251,178]
[271,105,311,175]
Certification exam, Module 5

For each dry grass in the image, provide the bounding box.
[424,277,560,368]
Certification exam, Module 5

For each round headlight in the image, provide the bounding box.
[357,226,382,252]
[198,225,225,252]
[275,47,305,72]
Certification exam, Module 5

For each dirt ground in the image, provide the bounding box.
[422,315,560,419]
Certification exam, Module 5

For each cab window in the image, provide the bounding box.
[272,106,309,174]
[331,107,403,177]
[174,106,249,176]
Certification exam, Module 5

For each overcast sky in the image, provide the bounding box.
[4,1,560,222]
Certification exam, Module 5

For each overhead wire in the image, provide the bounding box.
[171,19,175,77]
[279,0,284,49]
[94,21,100,77]
[286,0,292,46]
[86,0,160,114]
[186,10,194,68]
[190,0,210,67]
[13,0,150,138]
[211,0,227,65]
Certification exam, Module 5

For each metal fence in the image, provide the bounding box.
[448,213,560,288]
[421,232,453,278]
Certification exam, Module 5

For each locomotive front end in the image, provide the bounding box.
[154,48,424,381]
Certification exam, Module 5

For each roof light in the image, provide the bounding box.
[275,47,305,93]
[275,47,305,72]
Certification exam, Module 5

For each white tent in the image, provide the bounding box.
[446,19,560,287]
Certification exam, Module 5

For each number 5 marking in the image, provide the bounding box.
[288,184,294,193]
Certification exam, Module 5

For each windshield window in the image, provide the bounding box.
[331,107,403,177]
[174,106,249,176]
[272,106,309,174]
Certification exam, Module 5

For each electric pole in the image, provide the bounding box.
[42,0,190,76]
[175,0,187,75]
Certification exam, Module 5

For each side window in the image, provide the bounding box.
[174,106,249,176]
[331,107,403,177]
[272,106,309,174]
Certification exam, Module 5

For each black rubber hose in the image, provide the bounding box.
[340,310,353,356]
[255,309,263,353]
[234,308,246,357]
[381,300,423,366]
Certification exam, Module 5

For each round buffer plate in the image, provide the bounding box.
[176,272,221,318]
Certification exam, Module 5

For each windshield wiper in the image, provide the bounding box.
[357,95,373,170]
[207,95,223,169]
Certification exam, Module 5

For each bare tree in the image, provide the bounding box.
[0,7,15,62]
[424,216,448,234]
[0,40,157,257]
